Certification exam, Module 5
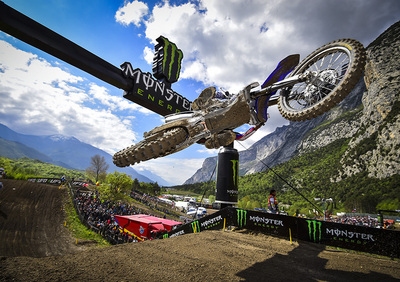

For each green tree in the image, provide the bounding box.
[245,200,253,210]
[208,195,216,204]
[153,182,161,195]
[105,171,133,200]
[376,198,400,211]
[132,178,141,191]
[252,200,261,209]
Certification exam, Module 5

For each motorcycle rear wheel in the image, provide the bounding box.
[278,39,366,121]
[113,127,187,167]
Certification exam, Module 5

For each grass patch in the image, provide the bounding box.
[166,189,202,198]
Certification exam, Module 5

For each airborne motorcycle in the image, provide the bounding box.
[113,39,366,167]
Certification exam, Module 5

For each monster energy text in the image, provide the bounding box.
[201,215,223,229]
[249,216,284,227]
[169,230,185,238]
[326,228,375,242]
[121,62,191,113]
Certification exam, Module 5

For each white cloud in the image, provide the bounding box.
[197,147,218,155]
[141,0,301,92]
[181,60,208,83]
[0,40,145,154]
[143,46,154,64]
[126,0,399,96]
[115,1,149,27]
[134,157,205,185]
[88,83,152,114]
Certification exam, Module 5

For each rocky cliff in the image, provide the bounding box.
[337,20,400,180]
[185,21,400,184]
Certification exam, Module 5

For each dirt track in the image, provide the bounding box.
[1,179,400,281]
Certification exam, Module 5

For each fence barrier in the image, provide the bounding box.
[61,181,399,257]
[28,178,87,187]
[160,207,400,258]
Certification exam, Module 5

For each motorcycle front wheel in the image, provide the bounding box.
[113,127,187,167]
[278,39,366,121]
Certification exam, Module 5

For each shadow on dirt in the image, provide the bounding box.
[0,208,7,219]
[237,241,399,281]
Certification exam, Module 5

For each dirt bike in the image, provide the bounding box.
[113,39,366,167]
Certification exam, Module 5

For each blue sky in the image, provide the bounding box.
[0,0,399,185]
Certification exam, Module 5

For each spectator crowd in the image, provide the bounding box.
[73,189,182,244]
[327,215,379,227]
[326,215,396,229]
[130,191,178,217]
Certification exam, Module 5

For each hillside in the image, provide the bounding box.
[0,157,86,180]
[0,137,54,164]
[0,123,156,184]
[1,180,399,281]
[185,21,400,185]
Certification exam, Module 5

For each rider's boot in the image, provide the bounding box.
[205,130,236,149]
[192,87,216,110]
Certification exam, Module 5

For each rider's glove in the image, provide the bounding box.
[215,90,230,99]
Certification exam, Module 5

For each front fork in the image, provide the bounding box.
[249,71,315,114]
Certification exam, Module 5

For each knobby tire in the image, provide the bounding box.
[278,39,366,121]
[113,127,187,167]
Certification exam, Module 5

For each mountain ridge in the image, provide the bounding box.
[0,123,160,184]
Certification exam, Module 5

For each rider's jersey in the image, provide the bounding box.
[268,194,277,210]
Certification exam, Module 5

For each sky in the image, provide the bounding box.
[0,0,399,185]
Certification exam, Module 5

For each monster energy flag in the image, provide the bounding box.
[153,36,183,84]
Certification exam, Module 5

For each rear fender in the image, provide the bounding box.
[261,54,300,88]
[144,114,205,139]
[143,119,190,138]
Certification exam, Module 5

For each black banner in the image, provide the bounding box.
[121,63,191,116]
[27,178,86,187]
[161,209,229,239]
[160,207,400,258]
[298,218,400,258]
[27,178,62,185]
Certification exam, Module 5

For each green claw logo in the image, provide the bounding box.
[230,159,239,186]
[306,220,322,242]
[153,36,183,84]
[191,221,200,233]
[237,209,247,228]
[163,234,169,239]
